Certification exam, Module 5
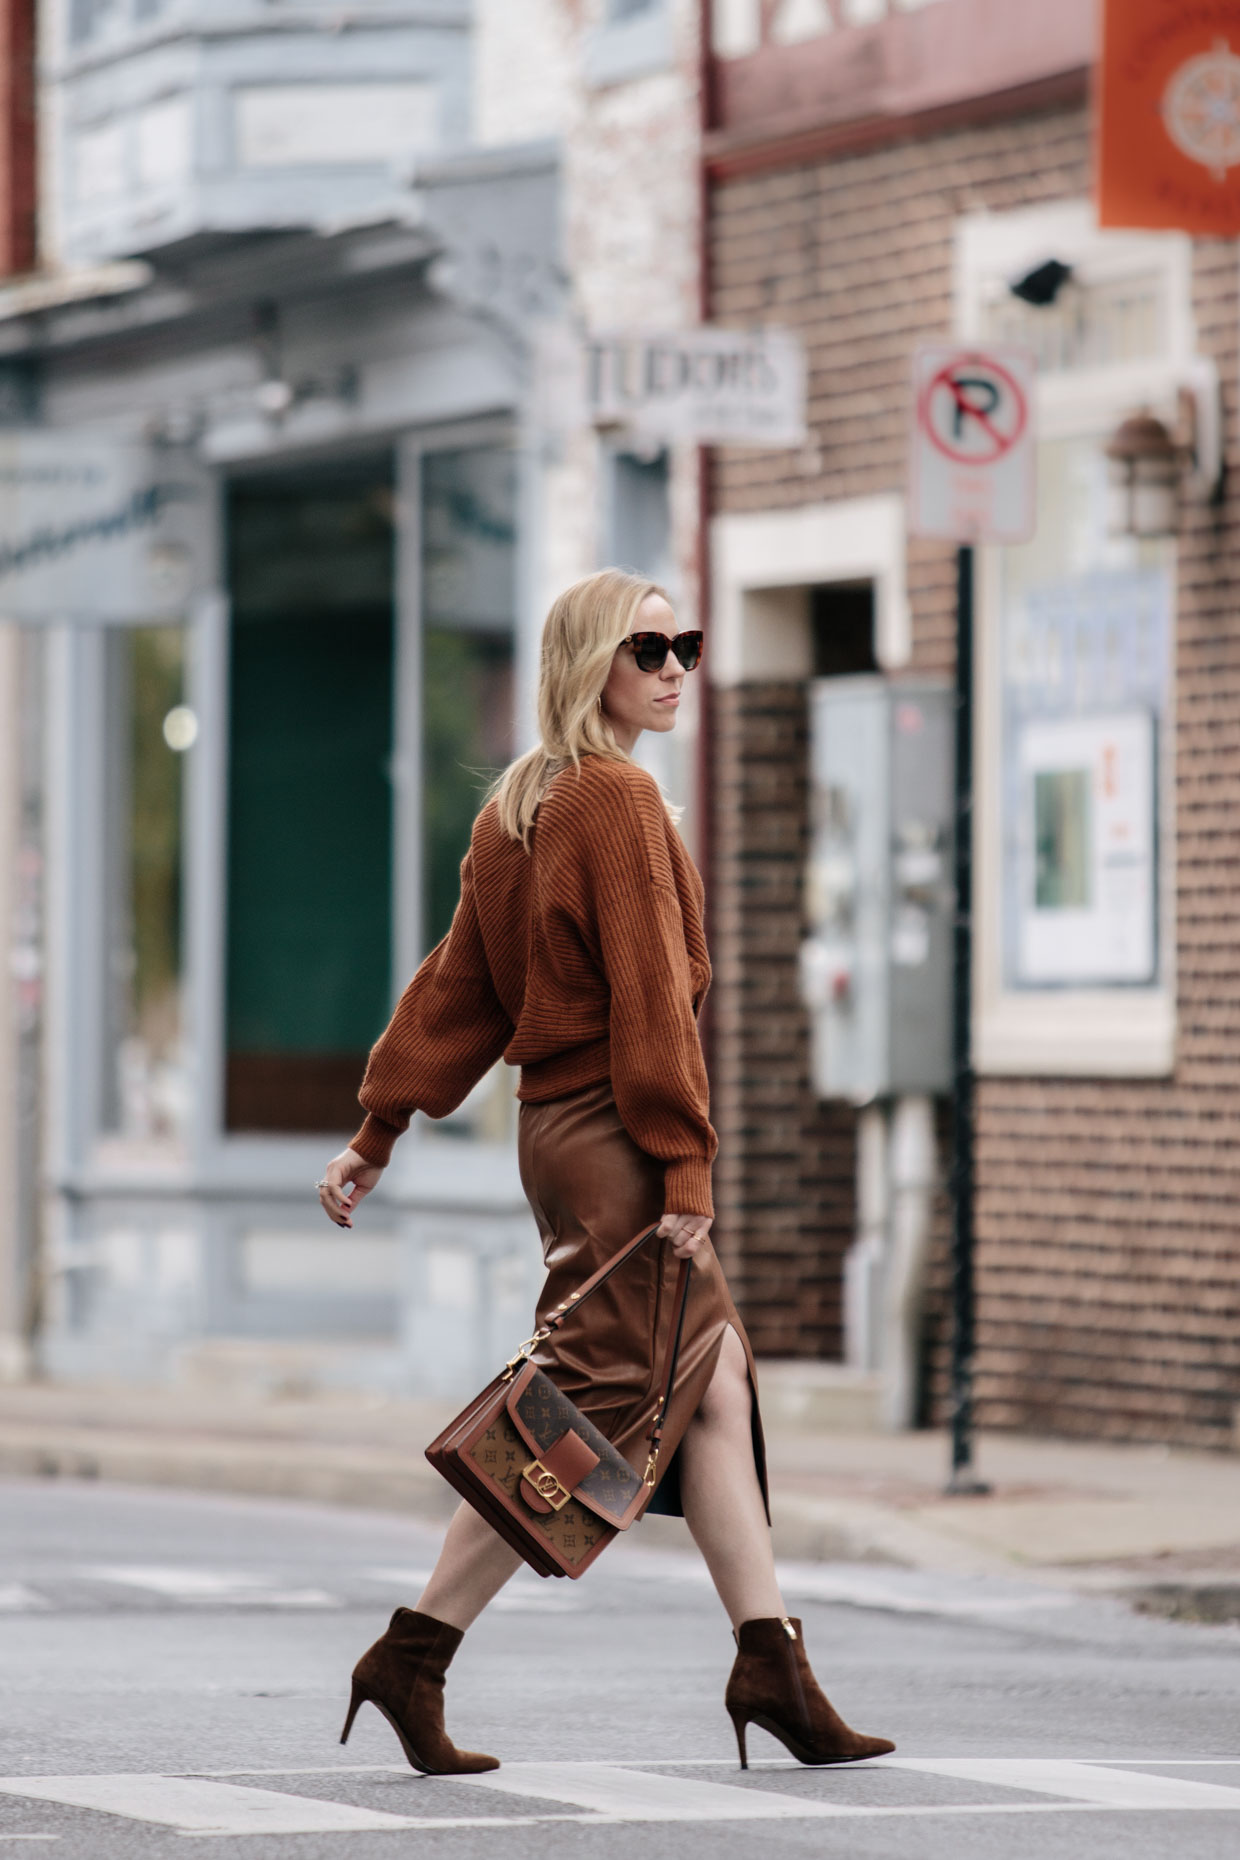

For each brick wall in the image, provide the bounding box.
[709,102,1240,1447]
[0,0,34,278]
[711,680,856,1358]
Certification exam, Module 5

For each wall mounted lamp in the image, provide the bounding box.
[1106,361,1224,540]
[1105,409,1183,539]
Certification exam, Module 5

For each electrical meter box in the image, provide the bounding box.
[800,676,955,1101]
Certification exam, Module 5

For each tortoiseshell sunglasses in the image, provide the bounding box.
[622,630,704,673]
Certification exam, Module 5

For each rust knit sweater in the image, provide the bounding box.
[349,754,718,1216]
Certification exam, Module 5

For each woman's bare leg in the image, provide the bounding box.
[413,1501,523,1631]
[413,1328,779,1633]
[677,1325,785,1629]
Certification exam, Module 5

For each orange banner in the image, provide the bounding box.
[1098,1,1240,233]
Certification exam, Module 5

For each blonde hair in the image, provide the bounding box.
[491,567,668,847]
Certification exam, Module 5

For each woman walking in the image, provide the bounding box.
[317,568,894,1776]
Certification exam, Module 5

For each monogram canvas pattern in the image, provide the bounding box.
[512,1370,644,1520]
[467,1414,606,1569]
[426,1225,699,1580]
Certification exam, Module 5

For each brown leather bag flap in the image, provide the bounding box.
[517,1428,600,1514]
[504,1364,647,1529]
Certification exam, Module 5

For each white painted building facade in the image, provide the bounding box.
[3,0,709,1397]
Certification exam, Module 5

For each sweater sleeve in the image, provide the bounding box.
[349,850,513,1167]
[589,778,718,1217]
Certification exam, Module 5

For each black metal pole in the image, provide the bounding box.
[947,544,988,1495]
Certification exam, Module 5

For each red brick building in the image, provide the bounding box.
[0,0,33,278]
[703,0,1240,1449]
[0,0,34,1386]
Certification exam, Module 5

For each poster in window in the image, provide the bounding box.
[1015,712,1156,986]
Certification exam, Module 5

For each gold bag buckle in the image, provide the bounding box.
[522,1458,571,1512]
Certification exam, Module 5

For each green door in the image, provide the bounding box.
[225,461,395,1133]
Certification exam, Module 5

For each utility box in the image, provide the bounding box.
[800,676,955,1101]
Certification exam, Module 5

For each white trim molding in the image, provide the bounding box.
[709,493,910,685]
[974,537,1178,1078]
[960,200,1183,1079]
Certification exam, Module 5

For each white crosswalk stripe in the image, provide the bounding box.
[464,1763,853,1820]
[883,1758,1240,1811]
[78,1566,337,1607]
[0,1777,423,1837]
[0,1758,1237,1837]
[363,1568,583,1611]
[0,1585,47,1612]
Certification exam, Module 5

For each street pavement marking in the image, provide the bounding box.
[462,1758,1240,1820]
[1,1759,1238,1836]
[79,1566,336,1608]
[360,1567,435,1588]
[363,1568,582,1611]
[773,1563,1076,1618]
[883,1758,1240,1810]
[463,1763,854,1821]
[0,1778,424,1836]
[489,1589,584,1611]
[0,1585,47,1612]
[613,1547,1079,1623]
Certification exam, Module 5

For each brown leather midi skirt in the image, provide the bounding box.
[519,1078,768,1521]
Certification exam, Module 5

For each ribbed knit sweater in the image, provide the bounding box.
[349,754,718,1216]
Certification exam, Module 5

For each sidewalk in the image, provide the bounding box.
[1,1377,1238,1607]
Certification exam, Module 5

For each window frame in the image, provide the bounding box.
[395,420,521,1147]
[958,202,1193,1078]
[584,0,674,88]
[51,419,524,1202]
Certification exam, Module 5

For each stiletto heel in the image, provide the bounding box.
[341,1608,499,1775]
[724,1618,894,1767]
[339,1678,366,1746]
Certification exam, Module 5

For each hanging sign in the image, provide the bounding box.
[586,327,807,447]
[0,432,210,624]
[535,323,807,448]
[1099,0,1240,234]
[908,345,1036,545]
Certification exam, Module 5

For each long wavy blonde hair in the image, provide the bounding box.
[490,567,668,847]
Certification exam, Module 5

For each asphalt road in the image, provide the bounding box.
[1,1476,1238,1858]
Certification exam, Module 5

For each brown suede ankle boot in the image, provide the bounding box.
[725,1616,895,1769]
[340,1607,499,1774]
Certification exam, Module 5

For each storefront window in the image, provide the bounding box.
[421,448,518,948]
[420,446,518,1141]
[69,0,119,43]
[101,624,188,1145]
[964,207,1186,1072]
[225,461,395,1134]
[997,436,1171,991]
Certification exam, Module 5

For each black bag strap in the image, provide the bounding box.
[642,1256,692,1484]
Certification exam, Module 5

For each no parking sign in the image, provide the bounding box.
[909,345,1036,545]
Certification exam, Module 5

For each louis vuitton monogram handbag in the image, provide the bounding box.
[425,1225,691,1579]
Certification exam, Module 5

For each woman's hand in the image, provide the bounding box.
[317,1148,384,1229]
[657,1212,713,1260]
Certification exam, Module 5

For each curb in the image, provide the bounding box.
[0,1424,458,1522]
[0,1419,1001,1577]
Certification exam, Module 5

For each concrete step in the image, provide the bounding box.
[755,1360,884,1434]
